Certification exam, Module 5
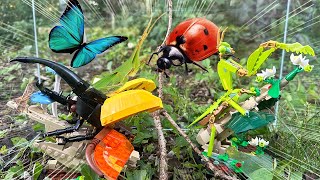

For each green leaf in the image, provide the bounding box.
[0,63,21,75]
[145,144,155,153]
[80,164,99,180]
[14,114,28,123]
[248,168,273,180]
[126,170,150,180]
[5,163,24,179]
[58,113,73,121]
[32,123,44,132]
[290,171,303,180]
[10,137,28,147]
[0,145,8,155]
[0,130,8,138]
[32,162,43,180]
[133,132,153,144]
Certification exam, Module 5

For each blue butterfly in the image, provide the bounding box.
[49,0,127,68]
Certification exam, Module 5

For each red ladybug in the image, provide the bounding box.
[149,18,219,73]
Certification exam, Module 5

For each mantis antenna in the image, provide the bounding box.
[217,27,228,49]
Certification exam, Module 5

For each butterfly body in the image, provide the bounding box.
[49,0,127,68]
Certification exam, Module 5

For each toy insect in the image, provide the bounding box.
[190,38,315,157]
[148,18,219,74]
[11,57,163,179]
[49,0,127,68]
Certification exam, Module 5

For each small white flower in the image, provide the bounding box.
[88,0,98,6]
[258,138,269,147]
[257,66,276,80]
[290,53,310,68]
[249,137,259,146]
[127,42,134,49]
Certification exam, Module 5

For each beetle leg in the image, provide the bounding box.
[43,119,84,137]
[36,81,68,105]
[57,133,96,145]
[190,61,208,72]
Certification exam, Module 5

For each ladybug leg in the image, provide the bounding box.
[184,62,189,74]
[147,52,159,65]
[163,71,170,78]
[190,61,208,72]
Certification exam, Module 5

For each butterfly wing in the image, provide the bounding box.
[71,36,128,68]
[49,0,84,53]
[49,26,81,53]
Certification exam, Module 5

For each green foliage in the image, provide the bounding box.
[11,137,28,147]
[58,113,73,121]
[80,164,100,180]
[125,170,150,180]
[4,160,24,179]
[32,123,45,132]
[32,162,43,180]
[0,130,8,138]
[0,145,8,155]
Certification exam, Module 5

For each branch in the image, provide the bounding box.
[152,73,168,179]
[159,0,173,48]
[150,0,173,178]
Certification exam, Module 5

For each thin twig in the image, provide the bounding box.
[160,0,173,48]
[152,72,168,179]
[151,0,173,179]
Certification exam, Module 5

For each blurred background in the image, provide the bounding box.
[0,0,319,179]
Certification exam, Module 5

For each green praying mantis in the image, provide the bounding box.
[189,28,315,157]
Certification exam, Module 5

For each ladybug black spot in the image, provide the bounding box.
[176,35,186,45]
[204,28,209,35]
[175,31,178,34]
[203,45,208,50]
[195,49,200,53]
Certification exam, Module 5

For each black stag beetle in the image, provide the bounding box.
[11,57,127,144]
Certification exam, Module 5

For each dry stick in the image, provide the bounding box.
[150,0,173,179]
[159,0,172,48]
[161,111,237,180]
[152,73,168,180]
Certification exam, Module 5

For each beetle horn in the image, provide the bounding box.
[10,57,90,95]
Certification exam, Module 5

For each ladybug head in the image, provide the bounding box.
[156,46,185,71]
[157,57,171,70]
